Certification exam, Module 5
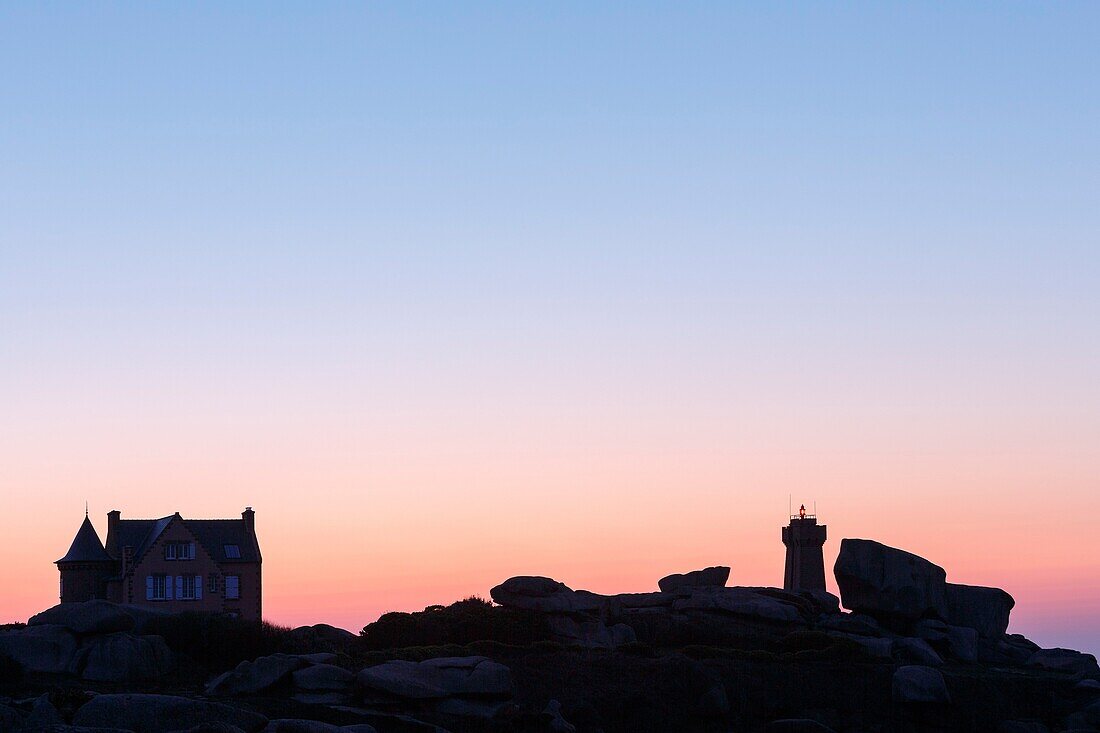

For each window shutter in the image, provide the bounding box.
[189,542,195,560]
[194,575,202,599]
[146,576,153,600]
[175,575,183,599]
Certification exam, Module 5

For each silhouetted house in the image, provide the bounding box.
[56,508,262,621]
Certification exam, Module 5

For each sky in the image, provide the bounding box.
[1,3,1098,653]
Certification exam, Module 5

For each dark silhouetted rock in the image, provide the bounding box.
[892,665,950,703]
[0,624,78,673]
[834,539,947,621]
[913,619,978,662]
[357,656,511,701]
[672,587,803,623]
[657,566,730,593]
[1063,699,1100,730]
[817,612,889,638]
[73,694,268,733]
[546,616,636,648]
[291,663,354,691]
[74,632,175,682]
[29,600,135,635]
[766,720,837,733]
[26,692,66,728]
[894,637,945,666]
[1027,648,1100,678]
[544,699,576,732]
[0,702,23,731]
[489,576,601,613]
[996,721,1049,733]
[169,725,248,733]
[206,653,306,696]
[943,583,1015,638]
[262,721,377,733]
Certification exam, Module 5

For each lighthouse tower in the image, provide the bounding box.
[782,504,827,592]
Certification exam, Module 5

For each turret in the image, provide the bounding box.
[56,513,116,602]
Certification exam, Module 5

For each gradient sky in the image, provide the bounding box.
[1,3,1098,653]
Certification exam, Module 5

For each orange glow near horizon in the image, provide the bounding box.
[4,410,1098,656]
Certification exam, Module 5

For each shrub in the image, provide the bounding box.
[142,612,291,672]
[359,596,550,650]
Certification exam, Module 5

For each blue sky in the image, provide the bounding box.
[1,3,1099,650]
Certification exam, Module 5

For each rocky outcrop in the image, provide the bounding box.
[657,566,729,593]
[262,722,377,733]
[29,600,135,635]
[1026,648,1100,678]
[672,587,804,624]
[357,656,512,701]
[206,653,307,696]
[489,576,601,614]
[913,619,978,663]
[0,624,78,673]
[73,631,175,682]
[72,694,268,733]
[892,665,951,703]
[545,615,636,649]
[943,583,1015,638]
[833,539,947,621]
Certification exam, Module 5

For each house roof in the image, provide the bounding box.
[108,514,260,565]
[57,515,113,564]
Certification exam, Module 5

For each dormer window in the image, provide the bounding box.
[165,542,195,560]
[223,544,241,559]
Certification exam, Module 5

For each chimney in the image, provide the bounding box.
[106,510,121,557]
[242,507,255,535]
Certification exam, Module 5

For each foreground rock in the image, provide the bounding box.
[944,582,1015,637]
[29,600,135,635]
[0,624,78,673]
[657,566,730,593]
[73,631,175,682]
[892,665,951,703]
[834,539,948,621]
[207,653,307,696]
[357,656,512,701]
[72,694,268,733]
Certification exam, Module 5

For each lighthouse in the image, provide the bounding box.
[782,504,827,592]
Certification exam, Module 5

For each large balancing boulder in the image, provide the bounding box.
[833,539,947,621]
[29,600,135,635]
[942,583,1014,638]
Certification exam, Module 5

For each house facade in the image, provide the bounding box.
[56,508,262,621]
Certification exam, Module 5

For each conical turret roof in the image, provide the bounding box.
[56,515,113,563]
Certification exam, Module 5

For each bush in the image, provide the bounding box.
[359,596,550,650]
[142,612,291,672]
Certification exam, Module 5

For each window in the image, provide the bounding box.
[225,575,240,600]
[165,542,195,561]
[208,574,218,593]
[223,544,241,559]
[180,575,196,600]
[149,574,168,600]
